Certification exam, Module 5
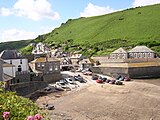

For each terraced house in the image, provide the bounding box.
[29,57,61,83]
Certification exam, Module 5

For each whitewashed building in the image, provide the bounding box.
[3,62,16,78]
[0,50,29,72]
[32,42,50,55]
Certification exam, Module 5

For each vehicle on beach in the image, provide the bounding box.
[116,75,131,81]
[54,81,71,91]
[92,74,99,80]
[106,79,111,83]
[109,80,116,84]
[115,80,123,85]
[124,77,131,81]
[96,79,103,83]
[74,75,87,83]
[65,78,75,84]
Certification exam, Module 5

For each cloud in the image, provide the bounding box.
[0,8,13,16]
[0,29,37,42]
[132,0,160,7]
[39,25,58,35]
[80,3,115,17]
[0,0,60,21]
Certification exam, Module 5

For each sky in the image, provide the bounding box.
[0,0,160,43]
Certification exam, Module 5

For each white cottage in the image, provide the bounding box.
[0,50,29,72]
[32,42,50,55]
[3,62,16,78]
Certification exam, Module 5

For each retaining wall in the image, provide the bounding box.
[128,66,160,78]
[92,63,160,79]
[10,81,48,96]
[43,73,62,83]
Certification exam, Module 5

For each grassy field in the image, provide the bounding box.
[0,4,160,56]
[38,4,160,56]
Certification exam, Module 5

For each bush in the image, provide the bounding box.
[0,82,45,120]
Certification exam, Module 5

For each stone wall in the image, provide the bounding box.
[91,67,128,77]
[43,73,62,83]
[91,57,160,64]
[10,81,48,96]
[14,71,30,83]
[128,66,160,78]
[92,63,160,78]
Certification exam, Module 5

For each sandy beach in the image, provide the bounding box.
[35,72,160,120]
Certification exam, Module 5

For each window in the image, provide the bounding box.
[20,59,22,64]
[55,65,59,71]
[37,63,41,68]
[41,63,45,69]
[18,65,22,72]
[49,66,53,71]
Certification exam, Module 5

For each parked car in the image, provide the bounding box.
[96,79,103,83]
[65,78,75,84]
[115,80,123,85]
[92,74,99,80]
[59,79,68,84]
[106,79,111,83]
[101,77,107,82]
[116,75,125,81]
[109,80,116,84]
[124,77,131,81]
[74,75,82,81]
[74,75,87,83]
[83,71,92,76]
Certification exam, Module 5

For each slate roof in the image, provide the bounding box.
[128,46,155,53]
[112,48,127,54]
[31,57,59,63]
[0,50,22,60]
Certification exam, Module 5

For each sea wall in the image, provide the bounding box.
[91,63,160,78]
[91,67,128,77]
[128,66,160,78]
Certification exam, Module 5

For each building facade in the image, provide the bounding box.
[110,48,128,59]
[128,46,155,59]
[109,46,156,59]
[0,50,29,72]
[29,57,61,83]
[91,46,159,78]
[3,63,16,78]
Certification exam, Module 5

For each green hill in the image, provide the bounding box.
[0,40,32,53]
[36,4,160,56]
[1,4,160,56]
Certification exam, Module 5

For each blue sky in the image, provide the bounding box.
[0,0,160,43]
